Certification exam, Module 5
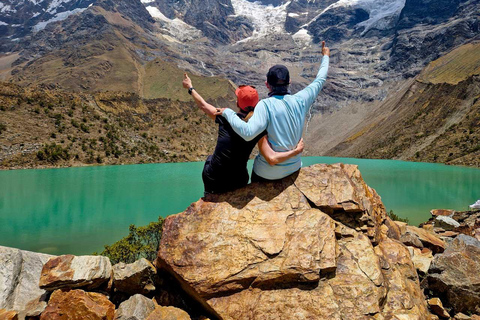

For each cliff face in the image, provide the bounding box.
[156,163,429,319]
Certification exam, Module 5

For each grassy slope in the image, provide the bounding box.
[319,41,480,167]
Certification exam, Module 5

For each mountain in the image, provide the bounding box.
[305,41,480,167]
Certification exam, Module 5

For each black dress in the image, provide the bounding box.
[202,114,265,194]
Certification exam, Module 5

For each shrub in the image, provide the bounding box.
[36,143,70,163]
[80,123,90,133]
[387,210,409,224]
[97,217,164,264]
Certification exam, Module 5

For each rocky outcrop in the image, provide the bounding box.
[40,289,115,320]
[157,163,429,319]
[39,255,112,291]
[0,309,18,320]
[0,246,53,319]
[113,258,156,295]
[427,234,480,314]
[114,294,156,320]
[145,306,191,320]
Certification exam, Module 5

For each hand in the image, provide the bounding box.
[183,73,193,89]
[321,41,330,57]
[295,138,304,155]
[214,108,226,116]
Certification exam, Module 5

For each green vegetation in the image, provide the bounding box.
[97,217,164,264]
[36,143,70,163]
[387,210,409,224]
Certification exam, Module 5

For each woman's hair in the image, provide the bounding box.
[239,106,255,122]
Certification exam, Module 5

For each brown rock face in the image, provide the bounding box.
[145,306,191,320]
[406,226,446,253]
[39,255,112,291]
[113,258,156,295]
[40,289,115,320]
[157,164,429,320]
[0,309,18,320]
[427,234,480,313]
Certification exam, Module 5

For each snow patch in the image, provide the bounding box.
[292,28,312,48]
[141,0,155,3]
[46,0,72,14]
[145,6,203,42]
[0,3,15,13]
[230,0,291,42]
[305,0,406,34]
[0,21,8,26]
[33,7,86,31]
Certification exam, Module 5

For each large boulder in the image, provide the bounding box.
[0,246,53,319]
[39,255,112,291]
[427,234,480,313]
[145,306,191,320]
[157,164,429,320]
[40,289,115,320]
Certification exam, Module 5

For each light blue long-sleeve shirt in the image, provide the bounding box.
[223,56,329,180]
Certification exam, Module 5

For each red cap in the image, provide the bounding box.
[235,85,259,111]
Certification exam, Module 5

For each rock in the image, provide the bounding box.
[435,216,461,231]
[428,298,450,318]
[145,306,191,320]
[0,309,18,320]
[437,231,459,238]
[408,247,433,275]
[157,164,429,320]
[114,294,155,320]
[406,226,446,253]
[113,258,156,295]
[454,313,471,320]
[39,255,112,291]
[394,221,408,235]
[401,231,424,248]
[40,289,115,320]
[427,235,480,313]
[0,246,53,319]
[431,209,455,217]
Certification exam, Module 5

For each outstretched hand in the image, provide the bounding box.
[183,73,193,89]
[321,41,330,57]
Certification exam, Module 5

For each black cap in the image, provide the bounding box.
[267,65,290,86]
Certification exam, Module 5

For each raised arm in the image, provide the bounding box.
[183,73,217,120]
[294,41,330,109]
[258,137,304,166]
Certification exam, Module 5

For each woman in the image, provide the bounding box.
[182,73,303,195]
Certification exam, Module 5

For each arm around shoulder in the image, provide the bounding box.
[258,137,304,166]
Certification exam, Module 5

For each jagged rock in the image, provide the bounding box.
[406,226,446,253]
[437,231,459,238]
[39,255,112,291]
[408,247,433,275]
[157,164,429,320]
[435,216,461,231]
[40,289,115,320]
[428,298,450,318]
[431,209,455,217]
[113,259,156,295]
[427,235,480,313]
[0,309,18,320]
[454,313,471,320]
[114,294,155,320]
[145,306,191,320]
[401,231,424,248]
[0,246,53,319]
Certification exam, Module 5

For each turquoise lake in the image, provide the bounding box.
[1,157,479,255]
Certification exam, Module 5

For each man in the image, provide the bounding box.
[216,41,330,182]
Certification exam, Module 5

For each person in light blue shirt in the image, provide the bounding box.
[216,41,330,181]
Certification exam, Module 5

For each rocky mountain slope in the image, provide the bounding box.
[306,41,480,167]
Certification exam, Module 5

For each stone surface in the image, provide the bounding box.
[401,231,424,248]
[39,255,112,291]
[428,298,450,318]
[408,247,433,275]
[435,216,461,231]
[40,289,115,320]
[406,226,446,253]
[145,306,191,320]
[113,259,156,295]
[114,294,155,320]
[0,309,18,320]
[427,234,480,313]
[0,246,53,319]
[431,209,455,217]
[454,313,471,320]
[157,164,429,320]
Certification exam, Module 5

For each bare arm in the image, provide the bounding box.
[258,137,304,166]
[183,73,217,120]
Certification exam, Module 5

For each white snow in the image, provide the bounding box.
[292,28,312,48]
[0,3,15,13]
[230,0,291,42]
[46,0,72,14]
[305,0,406,34]
[33,7,87,31]
[0,21,8,26]
[141,0,155,3]
[145,6,203,42]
